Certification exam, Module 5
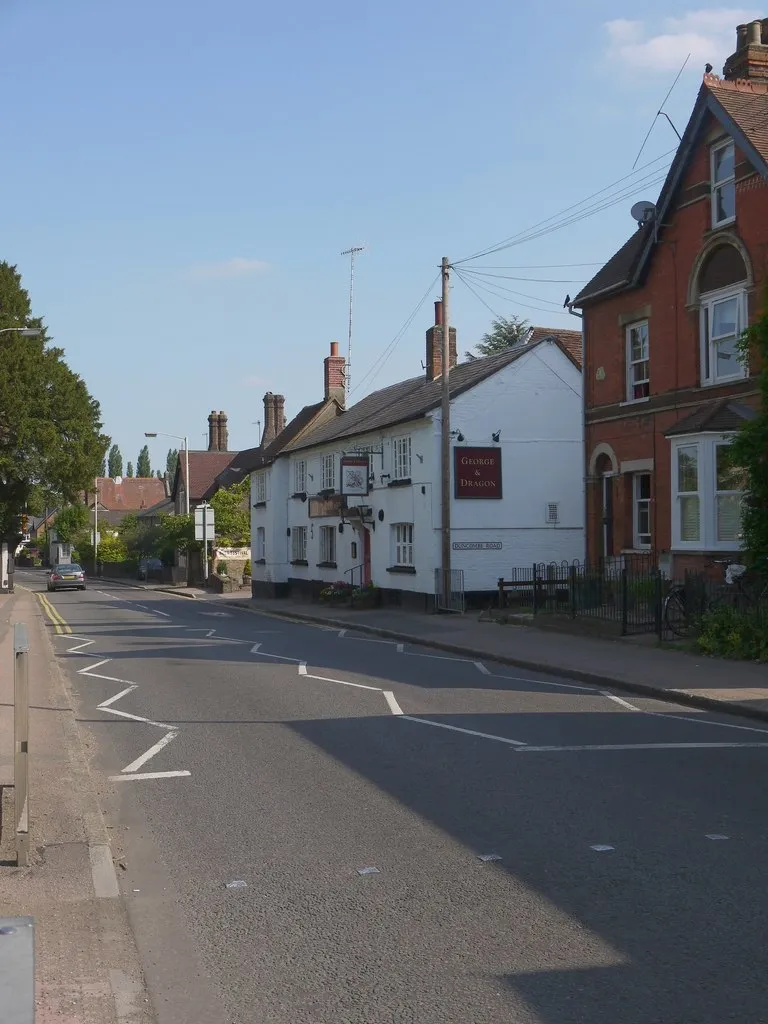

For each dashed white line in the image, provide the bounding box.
[109,771,191,782]
[122,730,178,774]
[384,691,403,716]
[519,741,768,752]
[602,692,639,711]
[396,643,405,653]
[250,642,262,653]
[153,610,171,617]
[401,715,526,747]
[305,672,383,692]
[475,661,491,675]
[338,629,348,638]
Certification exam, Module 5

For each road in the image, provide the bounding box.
[16,569,768,1024]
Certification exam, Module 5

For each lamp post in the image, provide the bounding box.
[0,328,42,337]
[144,432,189,515]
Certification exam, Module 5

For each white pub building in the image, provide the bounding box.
[250,304,585,608]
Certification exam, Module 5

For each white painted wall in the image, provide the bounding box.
[251,339,584,595]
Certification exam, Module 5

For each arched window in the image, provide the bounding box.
[696,244,749,386]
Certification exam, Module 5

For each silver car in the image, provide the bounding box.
[47,563,86,591]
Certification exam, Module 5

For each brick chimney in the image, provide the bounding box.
[724,19,768,81]
[425,300,457,381]
[218,411,228,451]
[261,393,286,445]
[207,410,218,451]
[324,341,346,406]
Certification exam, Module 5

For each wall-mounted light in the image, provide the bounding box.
[450,429,464,442]
[286,527,291,536]
[492,430,501,443]
[416,453,424,463]
[378,509,384,522]
[338,523,344,533]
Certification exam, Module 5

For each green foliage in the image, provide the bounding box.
[166,448,179,476]
[216,561,229,576]
[731,288,768,572]
[98,534,129,563]
[156,470,163,479]
[466,315,529,359]
[210,479,250,545]
[243,559,251,577]
[126,461,134,477]
[136,445,151,477]
[108,444,123,478]
[157,513,199,562]
[696,605,768,662]
[54,503,89,542]
[0,262,108,538]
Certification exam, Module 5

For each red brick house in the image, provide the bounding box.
[574,19,768,577]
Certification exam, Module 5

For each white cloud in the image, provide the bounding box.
[187,257,270,280]
[604,9,760,72]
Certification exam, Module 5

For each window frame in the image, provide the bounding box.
[319,525,336,565]
[700,285,747,386]
[253,472,267,504]
[293,459,307,495]
[392,435,412,480]
[392,522,414,567]
[632,473,651,550]
[255,526,266,561]
[291,525,307,563]
[670,434,743,551]
[714,442,744,544]
[710,139,736,228]
[625,320,650,402]
[321,453,335,492]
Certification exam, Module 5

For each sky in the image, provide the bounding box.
[1,1,759,469]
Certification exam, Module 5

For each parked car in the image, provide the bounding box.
[137,557,163,581]
[47,564,86,591]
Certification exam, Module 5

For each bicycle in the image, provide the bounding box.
[663,560,768,638]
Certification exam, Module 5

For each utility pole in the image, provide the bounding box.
[93,478,99,576]
[341,245,364,400]
[440,256,451,603]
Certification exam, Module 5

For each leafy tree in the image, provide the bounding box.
[157,513,200,563]
[118,511,163,559]
[210,479,250,546]
[136,445,151,477]
[97,534,128,562]
[166,448,179,476]
[53,503,89,543]
[0,263,108,539]
[108,444,123,477]
[731,290,768,572]
[466,315,530,359]
[126,461,134,477]
[156,470,163,479]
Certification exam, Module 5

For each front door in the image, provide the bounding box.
[362,527,372,586]
[601,473,614,559]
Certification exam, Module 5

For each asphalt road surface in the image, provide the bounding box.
[17,569,768,1024]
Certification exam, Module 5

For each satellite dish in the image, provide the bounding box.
[631,201,656,225]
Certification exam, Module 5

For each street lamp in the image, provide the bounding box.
[144,431,189,515]
[0,328,42,337]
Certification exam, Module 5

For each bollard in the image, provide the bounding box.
[0,917,35,1024]
[14,623,30,867]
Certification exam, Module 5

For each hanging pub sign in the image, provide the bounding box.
[454,446,502,499]
[340,455,370,496]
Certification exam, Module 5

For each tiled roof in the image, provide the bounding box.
[287,336,576,453]
[665,399,757,437]
[137,496,175,519]
[526,327,582,367]
[574,74,768,308]
[176,451,238,502]
[95,476,167,511]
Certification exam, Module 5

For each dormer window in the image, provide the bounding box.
[711,140,735,227]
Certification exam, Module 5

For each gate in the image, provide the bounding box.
[434,568,465,613]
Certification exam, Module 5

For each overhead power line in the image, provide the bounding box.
[459,269,573,308]
[455,268,572,317]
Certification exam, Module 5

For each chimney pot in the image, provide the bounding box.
[324,342,346,407]
[725,17,768,81]
[434,300,442,325]
[330,340,339,356]
[750,19,762,44]
[425,310,457,382]
[262,393,284,445]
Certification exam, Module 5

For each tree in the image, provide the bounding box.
[108,444,123,477]
[466,315,530,359]
[156,470,163,479]
[126,462,134,477]
[166,448,179,476]
[0,263,108,539]
[210,479,250,546]
[731,290,768,572]
[136,445,151,477]
[53,503,89,543]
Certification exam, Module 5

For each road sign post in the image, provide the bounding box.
[194,504,215,583]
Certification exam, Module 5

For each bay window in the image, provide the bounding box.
[671,435,743,550]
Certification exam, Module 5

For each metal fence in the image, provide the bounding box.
[497,558,663,636]
[435,568,465,614]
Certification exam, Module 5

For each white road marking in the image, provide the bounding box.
[401,715,526,747]
[357,866,380,875]
[153,610,171,617]
[384,691,403,715]
[490,672,596,693]
[205,629,215,637]
[208,635,248,643]
[89,844,120,898]
[97,686,138,709]
[396,643,405,653]
[109,770,191,782]
[99,706,171,729]
[519,742,768,752]
[305,672,383,692]
[338,629,348,638]
[251,650,305,663]
[634,708,768,736]
[122,730,178,773]
[200,612,232,618]
[475,661,491,675]
[602,692,639,711]
[705,833,730,840]
[250,643,262,653]
[478,853,502,862]
[80,667,135,685]
[298,663,307,675]
[78,659,112,674]
[402,651,471,663]
[590,845,615,852]
[134,604,149,611]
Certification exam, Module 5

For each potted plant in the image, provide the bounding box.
[319,580,354,606]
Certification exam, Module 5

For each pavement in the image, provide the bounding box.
[0,584,153,1024]
[101,574,768,721]
[12,567,768,1023]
